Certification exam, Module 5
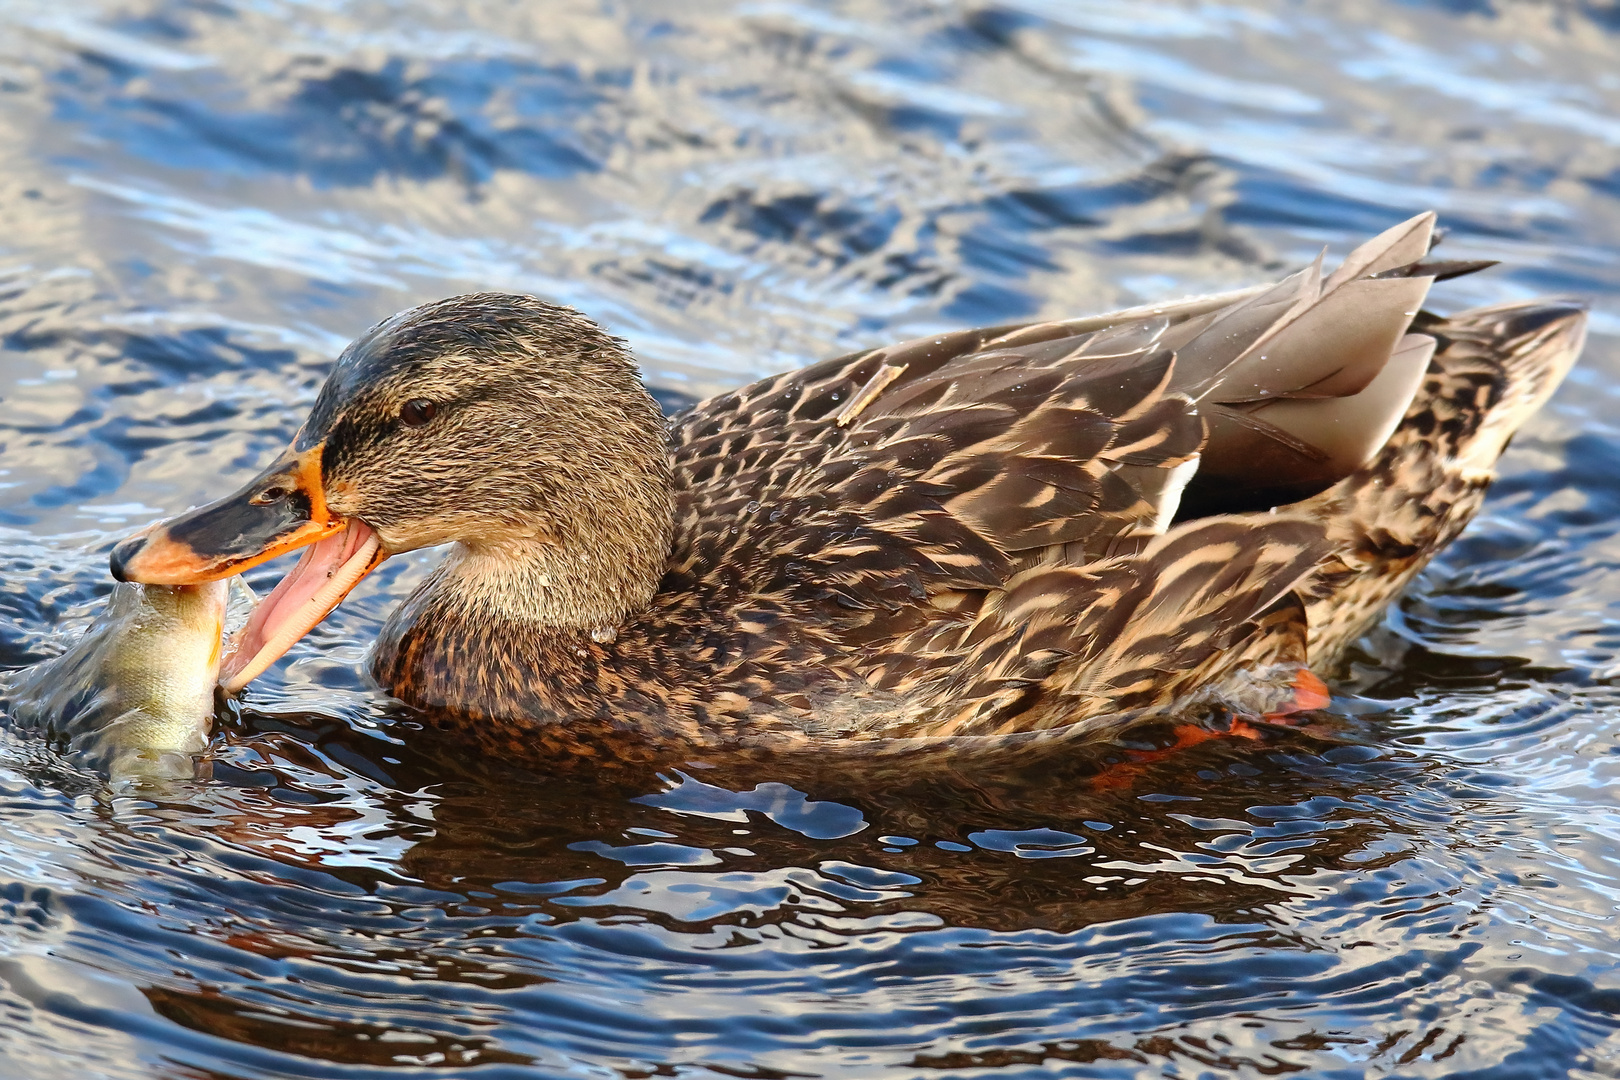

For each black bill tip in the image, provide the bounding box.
[109,534,147,582]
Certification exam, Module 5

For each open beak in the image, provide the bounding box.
[109,442,388,693]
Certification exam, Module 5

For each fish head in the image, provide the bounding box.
[7,579,234,781]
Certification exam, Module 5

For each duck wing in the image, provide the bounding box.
[666,213,1450,707]
[868,517,1329,739]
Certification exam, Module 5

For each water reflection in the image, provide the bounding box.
[5,708,1609,1075]
[4,0,1620,1075]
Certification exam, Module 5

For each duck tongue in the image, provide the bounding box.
[219,520,384,693]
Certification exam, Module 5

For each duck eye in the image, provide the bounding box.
[400,398,438,427]
[249,483,291,506]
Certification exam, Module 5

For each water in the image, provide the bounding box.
[2,0,1620,1076]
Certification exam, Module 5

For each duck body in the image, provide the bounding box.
[112,213,1588,752]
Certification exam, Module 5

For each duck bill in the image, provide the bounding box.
[218,521,384,692]
[108,443,388,693]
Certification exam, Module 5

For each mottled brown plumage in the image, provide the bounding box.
[362,212,1588,749]
[114,213,1589,754]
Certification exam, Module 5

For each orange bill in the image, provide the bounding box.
[109,441,388,693]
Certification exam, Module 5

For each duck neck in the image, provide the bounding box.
[407,423,678,634]
[371,525,672,723]
[429,533,664,634]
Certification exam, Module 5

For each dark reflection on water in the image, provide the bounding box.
[7,714,1618,1078]
[4,0,1620,1077]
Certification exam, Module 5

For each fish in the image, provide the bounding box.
[3,579,234,780]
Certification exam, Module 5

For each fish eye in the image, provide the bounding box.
[400,398,438,427]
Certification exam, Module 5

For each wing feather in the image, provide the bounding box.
[662,211,1475,731]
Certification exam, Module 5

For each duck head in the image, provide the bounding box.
[111,293,675,692]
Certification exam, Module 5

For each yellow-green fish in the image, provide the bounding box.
[5,580,230,779]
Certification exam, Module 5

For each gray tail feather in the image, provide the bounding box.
[1175,211,1447,516]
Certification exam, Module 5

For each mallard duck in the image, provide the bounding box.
[108,213,1587,751]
